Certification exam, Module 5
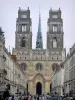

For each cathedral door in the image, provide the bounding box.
[36,82,42,95]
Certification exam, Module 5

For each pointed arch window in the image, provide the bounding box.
[20,63,27,71]
[22,25,26,32]
[53,25,57,32]
[53,37,57,48]
[21,37,26,47]
[36,63,43,71]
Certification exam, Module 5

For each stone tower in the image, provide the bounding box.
[36,11,43,49]
[15,7,32,49]
[47,8,63,50]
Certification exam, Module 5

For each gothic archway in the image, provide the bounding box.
[50,83,52,92]
[53,37,57,48]
[21,37,26,47]
[36,82,42,95]
[36,63,43,71]
[20,63,27,71]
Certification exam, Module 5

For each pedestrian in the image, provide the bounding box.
[73,98,75,100]
[42,95,45,100]
[57,96,61,100]
[3,89,10,100]
[37,94,39,100]
[32,96,35,100]
[0,94,2,100]
[28,94,31,100]
[24,95,28,100]
[39,96,41,100]
[11,95,15,100]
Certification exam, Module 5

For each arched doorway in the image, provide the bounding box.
[36,82,42,95]
[50,83,52,92]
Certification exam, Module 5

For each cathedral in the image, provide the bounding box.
[12,7,66,95]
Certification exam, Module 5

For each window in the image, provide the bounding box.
[53,37,57,48]
[18,25,21,31]
[53,25,57,32]
[21,15,27,18]
[61,26,63,32]
[20,63,27,71]
[36,63,43,71]
[22,25,26,32]
[52,63,59,72]
[21,37,26,47]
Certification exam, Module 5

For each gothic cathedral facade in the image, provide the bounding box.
[12,7,66,95]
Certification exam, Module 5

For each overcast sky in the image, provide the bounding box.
[0,0,75,53]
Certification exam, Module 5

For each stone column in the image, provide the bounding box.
[28,81,33,94]
[45,81,50,94]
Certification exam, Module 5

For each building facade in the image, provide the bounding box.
[51,63,64,96]
[64,44,75,94]
[0,28,27,94]
[12,7,66,95]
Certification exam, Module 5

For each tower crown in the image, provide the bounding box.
[47,8,63,50]
[15,7,32,49]
[49,7,61,19]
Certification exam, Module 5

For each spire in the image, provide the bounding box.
[36,8,43,49]
[38,7,41,33]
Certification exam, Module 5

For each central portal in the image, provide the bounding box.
[36,82,42,95]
